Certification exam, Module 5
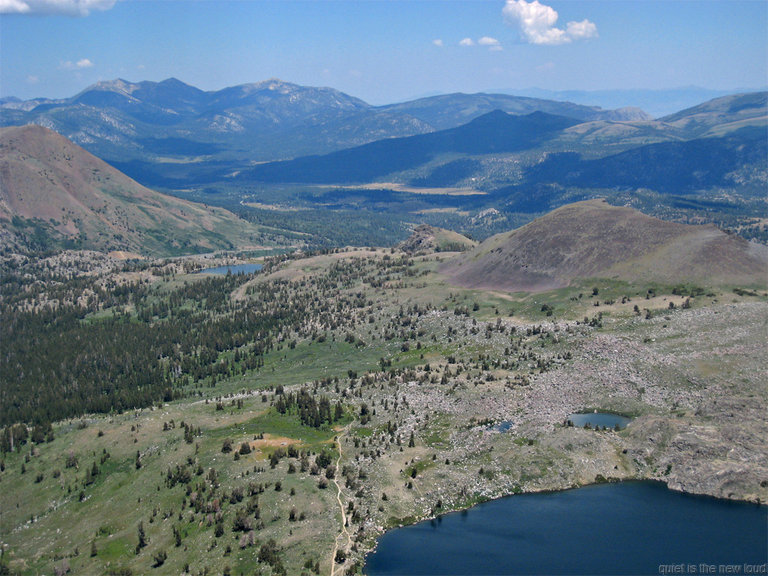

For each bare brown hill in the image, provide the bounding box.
[0,125,261,256]
[440,200,768,292]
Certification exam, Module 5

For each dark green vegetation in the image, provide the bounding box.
[1,267,257,426]
[0,251,418,427]
[239,204,413,250]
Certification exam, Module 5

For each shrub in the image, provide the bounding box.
[152,550,167,568]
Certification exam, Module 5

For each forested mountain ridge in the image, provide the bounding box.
[241,110,581,184]
[522,126,767,195]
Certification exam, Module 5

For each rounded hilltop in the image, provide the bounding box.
[440,199,768,292]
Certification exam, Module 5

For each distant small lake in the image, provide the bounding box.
[567,411,631,430]
[491,421,514,432]
[196,263,262,275]
[365,481,768,575]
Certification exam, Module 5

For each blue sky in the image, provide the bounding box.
[1,0,766,104]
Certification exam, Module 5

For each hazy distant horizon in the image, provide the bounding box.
[4,74,766,120]
[2,0,765,106]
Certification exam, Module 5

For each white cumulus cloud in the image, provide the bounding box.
[60,58,94,70]
[0,0,116,16]
[432,39,444,47]
[0,0,29,12]
[566,19,598,41]
[478,36,503,51]
[503,0,597,45]
[459,36,503,51]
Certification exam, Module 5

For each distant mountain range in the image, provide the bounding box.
[1,79,766,250]
[3,79,763,195]
[0,77,652,184]
[240,93,766,203]
[510,87,760,119]
[1,121,766,259]
[0,125,262,256]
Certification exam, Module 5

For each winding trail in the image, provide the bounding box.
[330,427,352,576]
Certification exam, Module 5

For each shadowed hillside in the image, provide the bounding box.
[524,126,766,195]
[243,110,580,184]
[440,200,768,292]
[0,125,262,256]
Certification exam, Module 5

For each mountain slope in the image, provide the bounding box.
[0,125,262,256]
[523,126,767,195]
[659,92,768,137]
[440,200,768,292]
[243,110,581,184]
[379,92,651,130]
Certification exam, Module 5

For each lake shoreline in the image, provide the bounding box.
[359,460,767,562]
[363,479,768,575]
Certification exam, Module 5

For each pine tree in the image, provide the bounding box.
[136,521,147,553]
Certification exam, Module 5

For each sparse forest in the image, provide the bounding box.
[2,242,766,575]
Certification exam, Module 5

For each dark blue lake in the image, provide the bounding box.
[365,481,768,575]
[492,421,514,433]
[567,412,631,430]
[197,263,262,275]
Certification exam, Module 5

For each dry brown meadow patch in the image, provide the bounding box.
[248,434,301,458]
